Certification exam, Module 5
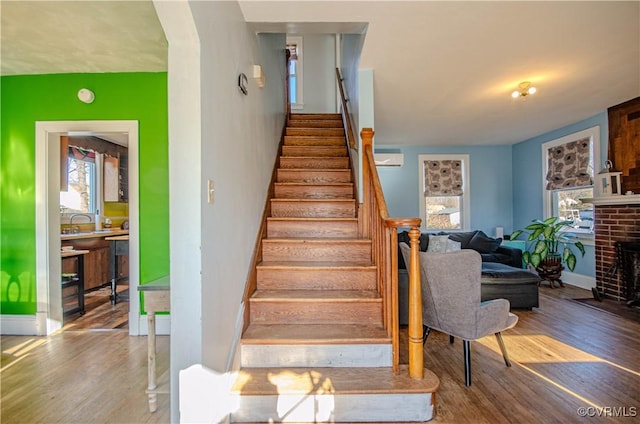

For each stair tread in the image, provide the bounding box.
[251,289,381,300]
[267,217,358,222]
[277,168,350,172]
[258,260,375,269]
[263,237,369,243]
[274,182,353,186]
[271,198,355,202]
[231,365,440,395]
[242,323,389,344]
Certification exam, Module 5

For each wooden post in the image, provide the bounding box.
[408,226,424,379]
[360,128,374,239]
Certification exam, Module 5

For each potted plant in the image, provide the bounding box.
[511,217,586,285]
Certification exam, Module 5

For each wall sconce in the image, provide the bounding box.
[253,65,265,88]
[77,88,95,104]
[511,81,536,98]
[597,160,623,196]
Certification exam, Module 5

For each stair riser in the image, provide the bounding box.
[271,201,356,218]
[279,157,349,169]
[274,184,353,199]
[249,301,382,325]
[282,146,347,157]
[257,267,376,290]
[289,113,341,120]
[231,393,435,422]
[285,128,345,137]
[262,241,370,262]
[241,344,392,368]
[277,169,351,183]
[284,136,345,146]
[287,120,343,128]
[266,219,358,238]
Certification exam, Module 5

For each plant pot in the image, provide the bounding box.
[536,254,564,288]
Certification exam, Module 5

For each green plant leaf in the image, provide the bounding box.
[530,252,542,268]
[534,240,547,254]
[562,246,571,262]
[525,223,544,231]
[510,230,523,240]
[529,227,545,240]
[575,241,585,256]
[543,225,555,239]
[542,216,558,225]
[522,251,531,264]
[565,254,576,271]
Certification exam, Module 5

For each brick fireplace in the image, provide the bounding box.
[594,199,640,300]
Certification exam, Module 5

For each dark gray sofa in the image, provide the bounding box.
[397,230,523,269]
[397,231,539,323]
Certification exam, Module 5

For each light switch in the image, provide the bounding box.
[207,180,215,204]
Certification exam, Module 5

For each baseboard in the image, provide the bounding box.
[1,315,38,335]
[560,271,595,291]
[136,314,171,336]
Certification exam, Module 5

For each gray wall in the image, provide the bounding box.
[291,33,337,113]
[155,1,286,421]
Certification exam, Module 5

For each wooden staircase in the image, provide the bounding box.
[230,114,438,422]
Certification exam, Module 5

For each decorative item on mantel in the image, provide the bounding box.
[597,160,623,196]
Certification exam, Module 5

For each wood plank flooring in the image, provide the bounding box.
[2,285,639,423]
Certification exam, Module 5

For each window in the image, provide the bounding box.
[286,36,303,109]
[418,154,470,231]
[60,147,97,214]
[542,127,599,235]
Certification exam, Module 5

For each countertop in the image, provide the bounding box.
[61,249,90,258]
[61,229,129,241]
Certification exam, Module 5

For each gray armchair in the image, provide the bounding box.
[399,243,518,386]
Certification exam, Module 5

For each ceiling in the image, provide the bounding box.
[2,1,639,146]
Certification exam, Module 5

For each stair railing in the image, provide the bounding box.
[335,69,356,150]
[360,128,424,379]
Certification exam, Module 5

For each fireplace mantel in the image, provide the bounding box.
[583,195,640,206]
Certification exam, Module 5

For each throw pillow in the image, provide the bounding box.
[446,239,462,252]
[426,235,449,253]
[444,231,475,249]
[468,230,502,254]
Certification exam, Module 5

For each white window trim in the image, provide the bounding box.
[287,35,304,110]
[418,154,471,232]
[541,126,599,235]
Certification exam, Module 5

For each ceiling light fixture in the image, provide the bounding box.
[511,81,537,99]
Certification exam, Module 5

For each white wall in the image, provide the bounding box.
[154,1,286,421]
[291,33,337,113]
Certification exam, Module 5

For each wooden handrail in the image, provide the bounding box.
[336,68,357,150]
[360,128,424,379]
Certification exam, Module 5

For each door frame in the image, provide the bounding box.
[35,120,140,335]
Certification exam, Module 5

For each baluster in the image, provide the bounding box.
[408,226,424,379]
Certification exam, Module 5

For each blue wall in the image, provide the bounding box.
[377,111,609,279]
[511,112,609,278]
[376,144,513,236]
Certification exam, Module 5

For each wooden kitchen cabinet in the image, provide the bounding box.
[70,238,111,291]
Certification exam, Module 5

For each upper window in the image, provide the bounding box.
[542,126,599,235]
[418,154,470,231]
[60,146,97,214]
[286,36,303,110]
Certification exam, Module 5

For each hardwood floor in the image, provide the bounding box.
[63,284,129,331]
[2,285,638,423]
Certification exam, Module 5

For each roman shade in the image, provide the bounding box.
[424,160,463,196]
[546,137,593,190]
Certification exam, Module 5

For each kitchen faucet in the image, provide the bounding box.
[68,213,93,233]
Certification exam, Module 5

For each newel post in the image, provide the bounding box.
[408,226,424,379]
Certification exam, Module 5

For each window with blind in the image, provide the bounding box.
[60,146,97,214]
[418,154,470,231]
[541,126,600,235]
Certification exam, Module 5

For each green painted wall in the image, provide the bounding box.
[1,73,169,315]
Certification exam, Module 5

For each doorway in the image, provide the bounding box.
[35,120,141,336]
